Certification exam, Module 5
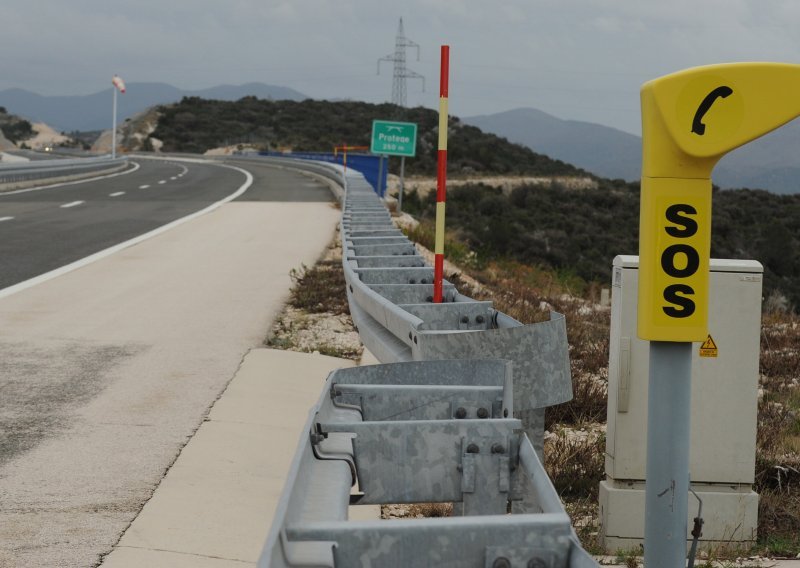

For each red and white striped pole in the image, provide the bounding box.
[433,45,449,303]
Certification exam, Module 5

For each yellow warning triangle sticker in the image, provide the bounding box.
[699,334,718,357]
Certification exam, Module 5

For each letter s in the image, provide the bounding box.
[663,284,696,318]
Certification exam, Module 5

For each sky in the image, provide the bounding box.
[4,0,800,135]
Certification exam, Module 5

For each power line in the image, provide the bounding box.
[377,18,425,107]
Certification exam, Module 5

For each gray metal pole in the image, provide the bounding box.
[398,156,405,212]
[111,87,117,160]
[644,341,692,567]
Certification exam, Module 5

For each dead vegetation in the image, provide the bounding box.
[265,239,363,361]
[267,210,800,558]
[753,310,800,554]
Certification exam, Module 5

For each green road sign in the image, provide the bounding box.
[371,120,417,157]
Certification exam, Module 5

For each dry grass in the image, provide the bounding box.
[751,311,800,554]
[442,250,800,557]
[265,239,364,360]
[287,260,350,316]
[271,214,800,557]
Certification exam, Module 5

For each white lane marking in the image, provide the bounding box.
[0,216,14,222]
[139,184,150,189]
[170,176,177,180]
[109,191,125,197]
[158,180,166,185]
[60,201,84,208]
[0,161,141,197]
[0,163,254,300]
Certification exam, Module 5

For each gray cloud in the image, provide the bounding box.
[3,0,800,134]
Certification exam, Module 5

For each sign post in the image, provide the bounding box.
[638,63,800,567]
[370,120,417,205]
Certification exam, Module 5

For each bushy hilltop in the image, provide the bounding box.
[145,95,800,310]
[0,106,34,144]
[147,97,589,177]
[404,180,800,311]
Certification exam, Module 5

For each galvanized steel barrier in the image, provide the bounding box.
[0,156,128,189]
[259,160,597,567]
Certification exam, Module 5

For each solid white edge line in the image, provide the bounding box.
[0,161,254,300]
[0,216,13,222]
[0,161,141,197]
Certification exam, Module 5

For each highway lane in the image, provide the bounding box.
[0,158,248,290]
[0,157,339,567]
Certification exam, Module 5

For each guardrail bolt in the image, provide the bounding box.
[455,407,467,419]
[476,315,485,324]
[504,408,509,418]
[460,316,469,324]
[466,443,480,454]
[426,296,433,302]
[491,443,505,454]
[409,279,416,284]
[528,558,547,568]
[408,332,413,341]
[477,407,489,419]
[413,336,418,344]
[420,278,428,284]
[493,558,511,568]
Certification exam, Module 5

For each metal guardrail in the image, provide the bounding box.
[0,156,128,187]
[261,360,595,567]
[257,159,596,567]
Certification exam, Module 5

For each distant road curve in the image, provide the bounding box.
[0,157,252,295]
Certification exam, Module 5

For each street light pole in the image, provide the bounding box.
[111,75,126,159]
[112,86,117,159]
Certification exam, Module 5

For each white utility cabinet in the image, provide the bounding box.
[600,255,762,550]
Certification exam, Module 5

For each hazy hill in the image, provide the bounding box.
[150,98,589,178]
[0,82,307,132]
[465,107,800,194]
[465,108,642,182]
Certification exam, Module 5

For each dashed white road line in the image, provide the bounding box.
[139,184,150,189]
[0,216,14,222]
[0,163,254,300]
[170,176,177,180]
[60,201,84,209]
[158,180,166,185]
[109,192,125,197]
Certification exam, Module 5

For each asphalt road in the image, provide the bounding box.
[0,158,251,289]
[0,156,338,567]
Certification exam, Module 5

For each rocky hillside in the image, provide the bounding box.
[0,107,34,146]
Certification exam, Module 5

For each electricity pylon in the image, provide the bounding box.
[377,18,425,107]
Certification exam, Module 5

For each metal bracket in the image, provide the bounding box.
[460,435,515,515]
[309,424,358,487]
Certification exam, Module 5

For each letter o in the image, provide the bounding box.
[661,244,699,278]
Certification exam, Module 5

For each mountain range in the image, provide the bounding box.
[464,108,800,194]
[0,82,307,132]
[4,81,800,193]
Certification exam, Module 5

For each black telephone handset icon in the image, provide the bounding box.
[691,86,733,135]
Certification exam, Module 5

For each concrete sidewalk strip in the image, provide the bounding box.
[101,349,357,567]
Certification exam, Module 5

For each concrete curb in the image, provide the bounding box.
[99,349,378,567]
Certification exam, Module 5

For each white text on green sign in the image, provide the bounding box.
[371,120,417,157]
